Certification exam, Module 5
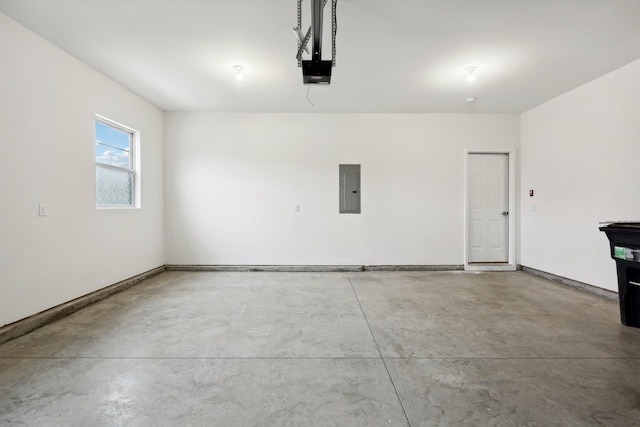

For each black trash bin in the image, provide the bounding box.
[600,222,640,328]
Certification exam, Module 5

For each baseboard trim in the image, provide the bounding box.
[165,264,464,273]
[0,266,166,345]
[166,265,365,272]
[521,266,618,301]
[363,265,464,272]
[0,263,484,344]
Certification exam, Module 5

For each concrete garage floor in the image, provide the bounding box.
[1,271,640,426]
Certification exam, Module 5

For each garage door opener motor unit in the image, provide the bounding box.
[294,0,338,84]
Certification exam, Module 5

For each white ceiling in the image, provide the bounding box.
[2,0,640,113]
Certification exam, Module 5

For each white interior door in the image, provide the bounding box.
[468,153,509,263]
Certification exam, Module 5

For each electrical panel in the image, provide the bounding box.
[339,164,360,214]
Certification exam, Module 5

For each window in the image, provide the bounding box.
[95,116,138,207]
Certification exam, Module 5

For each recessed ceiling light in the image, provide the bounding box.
[466,97,476,103]
[233,65,244,81]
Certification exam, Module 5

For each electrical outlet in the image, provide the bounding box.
[39,203,48,216]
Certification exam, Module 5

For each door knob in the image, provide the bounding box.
[501,211,509,216]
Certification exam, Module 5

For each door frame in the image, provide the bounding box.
[464,150,517,271]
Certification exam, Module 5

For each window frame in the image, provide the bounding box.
[95,115,140,209]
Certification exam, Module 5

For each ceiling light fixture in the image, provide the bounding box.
[466,66,477,82]
[466,97,476,103]
[233,65,244,81]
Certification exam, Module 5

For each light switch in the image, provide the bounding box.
[39,203,48,216]
[294,204,300,212]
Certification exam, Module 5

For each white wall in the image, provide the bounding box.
[165,113,519,266]
[521,59,640,291]
[0,13,165,326]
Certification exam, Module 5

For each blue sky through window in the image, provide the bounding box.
[95,120,131,168]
